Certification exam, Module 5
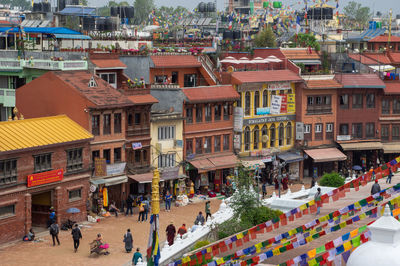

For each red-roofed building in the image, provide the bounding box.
[150,54,217,87]
[368,35,400,51]
[16,70,158,207]
[90,53,127,89]
[182,85,239,193]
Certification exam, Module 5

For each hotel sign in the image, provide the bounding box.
[27,169,64,188]
[243,114,296,126]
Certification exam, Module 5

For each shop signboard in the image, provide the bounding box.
[337,135,351,141]
[106,162,126,176]
[27,169,63,188]
[268,82,291,91]
[132,142,142,150]
[234,134,241,150]
[233,107,244,132]
[270,95,282,114]
[287,93,296,113]
[296,122,304,140]
[94,158,107,177]
[243,114,295,126]
[161,167,179,181]
[256,107,270,115]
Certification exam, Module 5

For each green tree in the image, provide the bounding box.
[98,1,131,17]
[343,1,372,29]
[290,33,320,51]
[319,172,345,188]
[3,0,30,10]
[134,0,154,24]
[254,25,277,48]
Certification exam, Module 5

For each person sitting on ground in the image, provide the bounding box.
[96,233,109,254]
[177,223,187,238]
[23,228,35,241]
[109,201,120,217]
[371,180,381,195]
[194,211,205,226]
[132,248,143,265]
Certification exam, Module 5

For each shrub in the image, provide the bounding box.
[192,240,210,251]
[217,218,250,239]
[320,172,345,187]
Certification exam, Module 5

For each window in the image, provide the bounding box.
[103,149,111,164]
[253,126,259,150]
[366,123,375,138]
[262,90,268,107]
[366,94,375,108]
[186,139,193,155]
[339,124,349,135]
[286,122,292,145]
[223,103,230,120]
[158,153,176,168]
[394,99,400,114]
[0,205,15,219]
[307,96,314,106]
[245,92,251,116]
[92,150,100,163]
[323,96,331,105]
[92,115,100,136]
[214,135,221,152]
[393,125,400,140]
[114,148,121,162]
[128,114,133,126]
[196,105,203,122]
[304,124,311,133]
[68,189,82,201]
[326,123,334,139]
[204,137,212,153]
[270,124,276,147]
[66,148,83,172]
[103,114,111,135]
[195,138,203,154]
[135,150,141,163]
[244,127,251,151]
[352,123,363,139]
[339,94,349,109]
[155,75,167,84]
[261,125,268,148]
[214,104,221,121]
[307,95,332,114]
[278,123,284,146]
[315,123,323,140]
[186,108,193,123]
[34,153,51,173]
[0,159,17,185]
[158,126,176,140]
[205,105,212,122]
[382,99,390,114]
[352,94,363,108]
[134,113,141,125]
[315,96,322,105]
[114,113,121,134]
[223,135,230,151]
[184,74,197,87]
[99,73,116,88]
[171,72,178,84]
[254,91,260,114]
[382,125,389,141]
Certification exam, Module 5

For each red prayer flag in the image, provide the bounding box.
[220,245,228,253]
[212,249,219,256]
[266,226,273,232]
[332,193,339,202]
[243,234,250,243]
[205,253,212,260]
[321,194,329,204]
[303,208,309,215]
[310,204,317,214]
[236,239,243,247]
[289,215,294,222]
[295,211,302,218]
[325,241,334,250]
[251,232,257,240]
[274,222,280,229]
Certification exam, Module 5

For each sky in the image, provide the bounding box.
[87,0,400,16]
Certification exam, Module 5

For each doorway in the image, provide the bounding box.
[31,191,52,227]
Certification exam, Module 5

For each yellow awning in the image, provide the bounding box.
[0,115,93,152]
[339,142,383,151]
[383,143,400,154]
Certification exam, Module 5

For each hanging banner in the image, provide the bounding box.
[27,169,63,188]
[270,95,282,114]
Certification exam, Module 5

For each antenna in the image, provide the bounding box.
[388,8,392,49]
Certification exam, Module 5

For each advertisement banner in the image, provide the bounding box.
[280,95,287,113]
[27,169,64,188]
[287,93,295,103]
[94,158,107,177]
[270,95,282,114]
[256,107,270,115]
[233,107,244,132]
[268,82,291,91]
[234,134,241,150]
[287,103,296,113]
[296,122,304,140]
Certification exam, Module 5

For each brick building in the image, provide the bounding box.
[90,52,128,89]
[0,115,92,244]
[182,85,239,193]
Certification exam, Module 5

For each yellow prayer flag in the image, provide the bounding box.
[343,241,352,251]
[216,258,224,265]
[309,200,315,206]
[273,248,280,256]
[306,236,313,243]
[354,202,361,209]
[237,232,244,239]
[300,204,307,211]
[308,258,318,266]
[207,247,212,253]
[319,216,327,222]
[307,248,317,259]
[359,213,367,220]
[310,229,317,236]
[339,222,346,228]
[350,229,359,238]
[289,229,297,236]
[182,256,191,263]
[255,243,262,250]
[342,213,349,220]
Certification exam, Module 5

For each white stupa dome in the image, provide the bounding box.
[347,205,400,266]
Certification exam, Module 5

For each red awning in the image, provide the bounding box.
[189,154,238,173]
[128,173,155,183]
[304,148,347,163]
[189,158,215,173]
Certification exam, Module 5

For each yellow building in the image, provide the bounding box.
[231,70,303,172]
[150,89,185,195]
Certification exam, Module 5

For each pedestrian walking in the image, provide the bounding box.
[132,248,143,265]
[177,224,187,238]
[166,221,176,246]
[126,194,133,216]
[138,201,145,222]
[314,188,322,215]
[49,221,60,246]
[194,211,205,225]
[262,182,267,198]
[386,167,393,184]
[123,229,133,253]
[371,180,381,195]
[143,199,150,221]
[165,190,172,212]
[205,201,211,221]
[71,224,82,252]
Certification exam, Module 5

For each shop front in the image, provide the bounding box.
[338,141,383,173]
[277,151,304,182]
[382,143,400,163]
[303,148,347,178]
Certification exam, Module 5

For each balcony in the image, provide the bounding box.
[0,58,87,71]
[0,89,16,107]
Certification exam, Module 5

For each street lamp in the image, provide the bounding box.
[277,161,286,198]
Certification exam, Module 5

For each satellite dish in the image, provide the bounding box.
[227,66,235,73]
[262,135,269,143]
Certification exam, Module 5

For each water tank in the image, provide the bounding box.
[322,7,333,20]
[207,2,215,12]
[272,1,282,8]
[83,17,95,30]
[96,17,106,31]
[110,6,117,16]
[308,8,321,20]
[68,0,79,5]
[223,30,233,39]
[32,3,41,12]
[263,1,268,8]
[198,2,206,13]
[396,14,400,20]
[42,2,51,12]
[125,6,134,18]
[233,30,241,39]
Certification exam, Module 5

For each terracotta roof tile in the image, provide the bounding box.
[348,53,378,65]
[363,53,392,64]
[388,52,400,64]
[182,85,239,103]
[368,35,400,43]
[53,71,134,108]
[127,94,159,105]
[306,79,342,89]
[335,74,385,88]
[231,70,302,84]
[281,48,320,60]
[91,59,127,69]
[151,55,201,68]
[384,82,400,95]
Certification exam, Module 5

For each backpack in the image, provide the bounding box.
[50,224,59,235]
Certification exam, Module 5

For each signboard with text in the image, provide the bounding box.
[243,114,296,126]
[287,93,295,113]
[280,95,287,113]
[233,107,244,132]
[94,158,107,177]
[132,142,142,150]
[27,169,63,188]
[268,82,291,91]
[296,122,304,140]
[270,95,282,114]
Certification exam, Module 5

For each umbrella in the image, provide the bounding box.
[266,55,283,63]
[239,57,253,64]
[252,57,270,64]
[352,165,363,171]
[220,58,240,64]
[66,207,81,214]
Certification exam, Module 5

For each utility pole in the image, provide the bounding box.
[388,9,392,50]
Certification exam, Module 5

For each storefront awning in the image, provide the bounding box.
[277,152,304,163]
[190,159,216,173]
[128,173,155,184]
[90,175,128,187]
[339,141,383,151]
[304,148,347,163]
[383,143,400,154]
[208,154,239,169]
[241,159,266,169]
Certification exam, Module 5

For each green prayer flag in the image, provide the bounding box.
[316,245,326,254]
[261,240,268,247]
[316,227,322,232]
[329,213,334,219]
[312,233,320,240]
[316,255,324,263]
[359,199,368,206]
[359,225,367,233]
[296,227,303,233]
[352,236,361,247]
[279,246,287,253]
[279,263,287,266]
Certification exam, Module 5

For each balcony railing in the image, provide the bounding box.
[0,58,87,71]
[0,88,16,107]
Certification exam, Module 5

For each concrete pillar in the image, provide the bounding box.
[334,161,339,173]
[299,159,304,183]
[25,193,32,235]
[54,187,62,225]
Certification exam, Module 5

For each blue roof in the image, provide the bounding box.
[347,28,387,42]
[0,27,90,39]
[59,6,96,16]
[53,33,91,40]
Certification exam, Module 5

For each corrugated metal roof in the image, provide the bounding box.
[0,115,93,152]
[59,6,96,15]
